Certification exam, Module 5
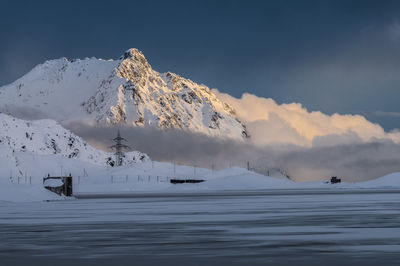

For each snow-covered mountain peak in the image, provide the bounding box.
[115,49,152,84]
[120,48,148,62]
[0,48,249,140]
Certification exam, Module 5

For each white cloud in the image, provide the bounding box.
[214,90,400,146]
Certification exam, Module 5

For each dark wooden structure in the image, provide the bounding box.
[330,176,341,184]
[170,179,205,184]
[43,174,73,196]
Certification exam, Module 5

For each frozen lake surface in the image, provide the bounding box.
[1,189,400,265]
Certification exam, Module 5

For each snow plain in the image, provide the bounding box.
[1,153,400,202]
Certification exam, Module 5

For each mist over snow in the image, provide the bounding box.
[67,121,400,182]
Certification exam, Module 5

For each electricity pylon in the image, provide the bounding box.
[110,129,130,166]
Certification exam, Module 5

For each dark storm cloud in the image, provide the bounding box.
[66,122,400,182]
[2,1,400,130]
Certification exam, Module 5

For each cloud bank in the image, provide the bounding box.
[214,90,400,147]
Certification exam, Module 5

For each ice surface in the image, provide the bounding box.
[0,190,399,264]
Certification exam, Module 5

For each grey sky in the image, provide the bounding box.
[1,0,400,130]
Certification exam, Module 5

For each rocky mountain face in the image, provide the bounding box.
[0,48,249,139]
[0,113,149,168]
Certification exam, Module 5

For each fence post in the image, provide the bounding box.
[29,176,31,185]
[111,175,113,183]
[126,175,128,183]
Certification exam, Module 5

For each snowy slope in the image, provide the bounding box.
[353,172,400,188]
[0,183,64,202]
[0,49,248,139]
[0,113,149,169]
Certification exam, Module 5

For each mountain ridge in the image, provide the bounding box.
[0,113,149,170]
[0,48,249,140]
